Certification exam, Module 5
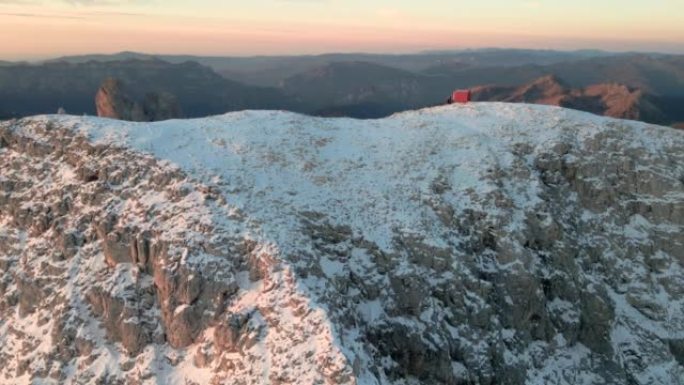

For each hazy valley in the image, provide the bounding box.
[1,49,683,126]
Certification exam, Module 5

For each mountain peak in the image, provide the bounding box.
[1,104,682,384]
[513,75,567,101]
[530,74,567,87]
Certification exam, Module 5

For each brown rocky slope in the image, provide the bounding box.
[471,75,666,123]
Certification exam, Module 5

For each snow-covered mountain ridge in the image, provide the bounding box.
[1,103,682,384]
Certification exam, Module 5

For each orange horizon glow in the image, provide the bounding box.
[2,1,683,60]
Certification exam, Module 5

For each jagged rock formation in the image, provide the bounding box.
[0,103,683,385]
[95,78,147,121]
[471,75,665,123]
[95,78,182,122]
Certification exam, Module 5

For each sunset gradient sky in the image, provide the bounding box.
[1,0,683,60]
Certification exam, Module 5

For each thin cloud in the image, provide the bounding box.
[84,10,148,16]
[0,0,148,5]
[0,0,41,3]
[0,12,85,19]
[63,0,150,5]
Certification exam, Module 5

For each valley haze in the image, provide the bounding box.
[1,49,683,127]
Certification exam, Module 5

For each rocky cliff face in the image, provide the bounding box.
[95,78,182,122]
[0,103,682,385]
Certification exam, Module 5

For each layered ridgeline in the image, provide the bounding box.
[0,103,682,385]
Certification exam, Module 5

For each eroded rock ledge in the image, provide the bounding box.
[0,119,351,384]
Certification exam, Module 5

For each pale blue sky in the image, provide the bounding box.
[1,0,683,59]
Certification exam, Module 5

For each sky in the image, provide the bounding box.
[1,0,683,60]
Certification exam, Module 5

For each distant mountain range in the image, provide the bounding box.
[470,75,666,123]
[0,59,294,119]
[46,49,614,87]
[1,49,682,126]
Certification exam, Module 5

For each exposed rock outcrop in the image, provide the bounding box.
[0,104,682,384]
[95,78,182,122]
[95,78,147,121]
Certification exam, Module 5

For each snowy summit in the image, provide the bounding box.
[0,103,683,384]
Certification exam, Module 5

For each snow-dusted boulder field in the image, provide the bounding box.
[0,103,682,385]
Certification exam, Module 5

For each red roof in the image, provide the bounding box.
[452,89,471,104]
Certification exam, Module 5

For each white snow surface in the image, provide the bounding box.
[70,103,610,252]
[2,103,683,385]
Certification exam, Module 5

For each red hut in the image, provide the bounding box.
[450,89,471,104]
